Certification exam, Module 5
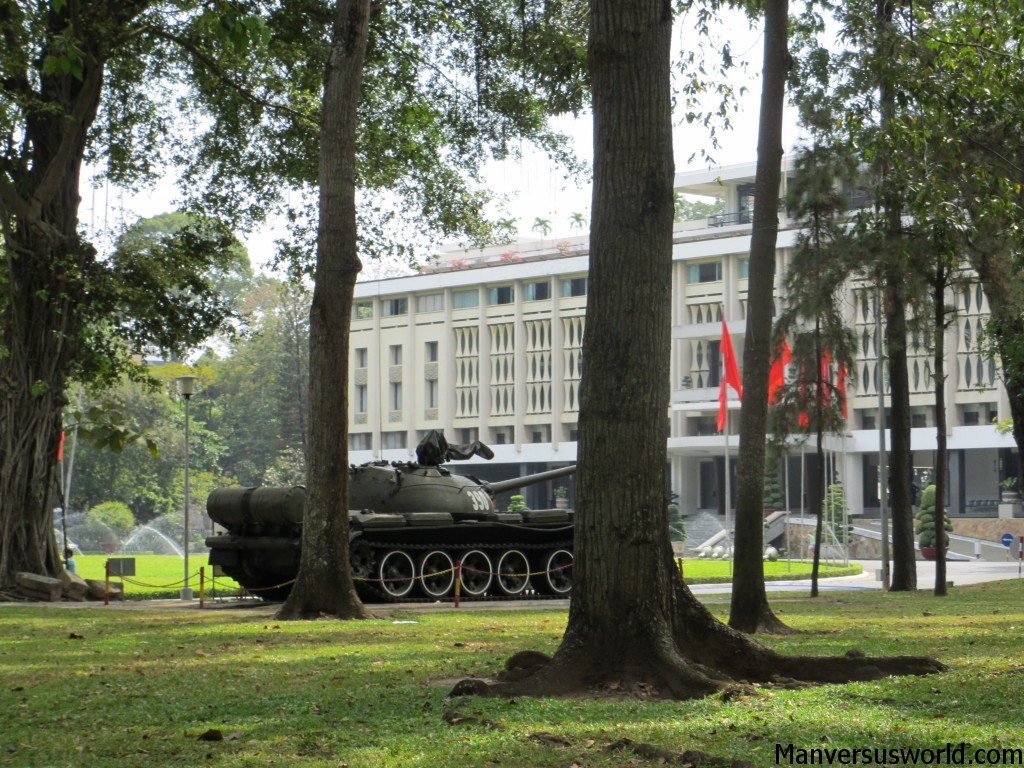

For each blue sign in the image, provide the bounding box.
[1001,533,1014,548]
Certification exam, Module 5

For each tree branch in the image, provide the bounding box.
[141,24,317,127]
[29,61,103,216]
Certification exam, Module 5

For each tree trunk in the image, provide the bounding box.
[449,0,944,701]
[884,276,917,591]
[968,245,1024,494]
[0,31,104,591]
[729,0,790,634]
[932,266,947,595]
[277,0,371,620]
[875,0,917,592]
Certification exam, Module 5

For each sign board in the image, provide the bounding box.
[1001,533,1014,548]
[106,557,136,577]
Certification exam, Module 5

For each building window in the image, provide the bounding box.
[355,384,368,413]
[687,261,722,284]
[425,341,438,362]
[523,281,551,302]
[352,301,373,320]
[738,258,749,279]
[381,297,408,317]
[452,289,479,309]
[416,293,444,313]
[382,431,407,449]
[487,285,514,305]
[560,277,588,298]
[389,344,402,365]
[355,347,368,368]
[426,379,438,409]
[349,433,371,450]
[390,382,402,411]
[458,428,478,444]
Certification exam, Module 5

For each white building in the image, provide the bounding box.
[348,159,1019,520]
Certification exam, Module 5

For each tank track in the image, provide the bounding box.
[352,535,573,604]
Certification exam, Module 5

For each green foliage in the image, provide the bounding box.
[915,484,952,548]
[673,193,723,222]
[762,470,784,509]
[86,502,135,539]
[507,494,528,513]
[553,486,568,498]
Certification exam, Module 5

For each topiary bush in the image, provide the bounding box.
[87,501,136,540]
[507,494,528,513]
[762,469,785,510]
[915,484,952,548]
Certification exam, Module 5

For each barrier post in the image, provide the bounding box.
[1019,537,1023,578]
[200,567,205,609]
[454,559,462,608]
[104,559,110,606]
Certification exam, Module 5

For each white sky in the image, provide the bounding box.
[80,10,798,274]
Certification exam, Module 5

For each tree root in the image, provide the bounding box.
[450,639,945,701]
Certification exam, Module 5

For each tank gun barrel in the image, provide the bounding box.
[483,465,576,496]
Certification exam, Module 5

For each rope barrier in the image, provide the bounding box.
[101,553,574,605]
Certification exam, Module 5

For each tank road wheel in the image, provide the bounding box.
[418,550,455,598]
[457,550,493,597]
[378,550,416,599]
[349,543,374,584]
[495,549,530,596]
[535,549,573,596]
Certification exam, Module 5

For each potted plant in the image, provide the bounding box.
[1000,477,1019,502]
[553,486,569,509]
[915,484,951,560]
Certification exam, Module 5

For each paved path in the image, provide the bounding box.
[689,558,1024,596]
[5,559,1020,612]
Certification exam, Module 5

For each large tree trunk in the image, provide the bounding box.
[0,25,104,591]
[884,276,917,591]
[450,0,944,702]
[277,0,371,620]
[932,266,948,595]
[968,242,1024,493]
[729,0,790,635]
[874,0,917,592]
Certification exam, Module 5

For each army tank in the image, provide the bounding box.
[205,430,576,602]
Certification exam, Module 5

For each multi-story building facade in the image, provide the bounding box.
[348,159,1019,521]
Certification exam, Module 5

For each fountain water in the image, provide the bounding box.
[118,525,185,558]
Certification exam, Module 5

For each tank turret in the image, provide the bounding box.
[207,431,576,602]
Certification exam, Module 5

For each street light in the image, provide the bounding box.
[174,375,197,601]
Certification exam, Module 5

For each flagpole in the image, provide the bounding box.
[724,409,732,569]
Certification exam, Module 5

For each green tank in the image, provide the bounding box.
[205,431,575,602]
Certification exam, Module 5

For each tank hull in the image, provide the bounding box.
[205,464,576,602]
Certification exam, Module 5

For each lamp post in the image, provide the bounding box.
[175,375,197,600]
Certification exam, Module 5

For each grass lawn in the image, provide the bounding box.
[1,579,1022,767]
[72,554,859,599]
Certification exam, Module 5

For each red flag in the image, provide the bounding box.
[57,431,65,461]
[837,364,849,418]
[720,320,743,400]
[767,336,791,404]
[717,321,743,431]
